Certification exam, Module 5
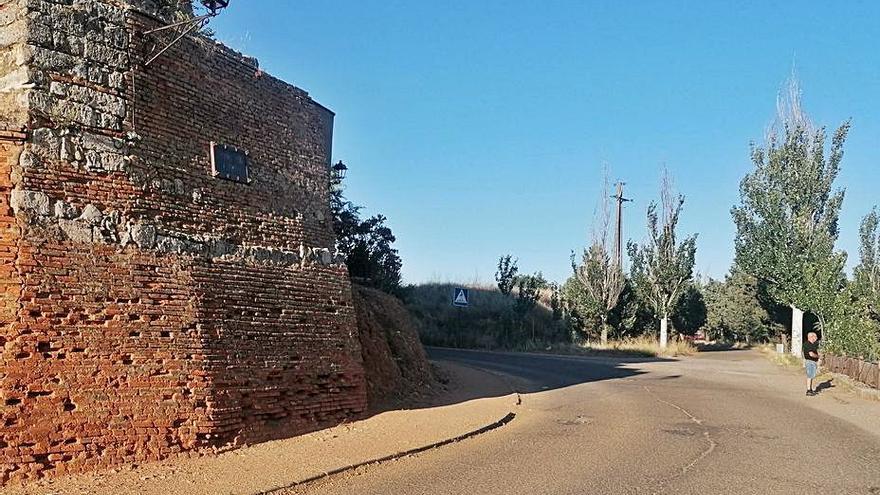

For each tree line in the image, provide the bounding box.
[563,78,879,361]
[563,169,698,348]
[330,77,880,361]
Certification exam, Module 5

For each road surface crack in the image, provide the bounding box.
[644,386,718,492]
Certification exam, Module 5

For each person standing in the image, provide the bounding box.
[803,331,820,396]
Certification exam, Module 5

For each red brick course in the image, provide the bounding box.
[0,0,366,482]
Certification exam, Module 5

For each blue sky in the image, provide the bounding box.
[211,1,880,285]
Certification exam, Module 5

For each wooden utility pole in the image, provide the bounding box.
[611,182,632,268]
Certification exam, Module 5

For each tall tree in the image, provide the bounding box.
[627,170,698,348]
[731,77,849,357]
[854,208,880,318]
[495,255,519,296]
[514,272,548,343]
[330,162,403,294]
[571,173,625,345]
[514,273,547,318]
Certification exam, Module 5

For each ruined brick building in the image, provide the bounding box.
[0,0,367,481]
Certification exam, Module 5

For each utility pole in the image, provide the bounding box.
[611,182,632,268]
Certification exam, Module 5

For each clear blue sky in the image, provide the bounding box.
[211,1,880,286]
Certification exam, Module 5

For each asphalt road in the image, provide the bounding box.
[285,348,880,495]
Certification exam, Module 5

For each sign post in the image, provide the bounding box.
[452,288,468,347]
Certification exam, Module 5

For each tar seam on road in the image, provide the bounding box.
[260,411,517,495]
[643,386,718,493]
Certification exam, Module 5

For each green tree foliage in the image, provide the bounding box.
[341,215,402,293]
[854,208,880,317]
[731,79,849,342]
[561,275,600,339]
[671,284,707,337]
[819,208,880,361]
[570,243,625,344]
[702,272,781,343]
[610,279,656,338]
[627,171,698,347]
[495,255,519,296]
[514,272,547,319]
[549,282,563,321]
[330,163,403,294]
[822,285,880,361]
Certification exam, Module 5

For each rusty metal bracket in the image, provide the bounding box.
[142,14,214,67]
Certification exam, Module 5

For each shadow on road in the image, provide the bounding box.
[696,343,753,353]
[815,378,834,394]
[421,347,670,408]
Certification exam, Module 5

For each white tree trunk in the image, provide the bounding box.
[790,304,803,359]
[601,321,609,346]
[660,317,668,349]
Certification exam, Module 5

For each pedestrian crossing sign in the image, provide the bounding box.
[453,287,469,307]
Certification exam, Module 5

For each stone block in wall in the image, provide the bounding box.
[875,364,880,390]
[0,19,26,49]
[10,188,51,216]
[823,354,834,372]
[858,361,877,388]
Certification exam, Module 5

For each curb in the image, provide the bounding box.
[259,411,517,494]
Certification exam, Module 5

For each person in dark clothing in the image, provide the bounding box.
[803,331,820,396]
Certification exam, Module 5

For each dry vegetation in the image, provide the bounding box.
[580,337,698,358]
[756,343,805,368]
[402,282,567,349]
[500,337,697,359]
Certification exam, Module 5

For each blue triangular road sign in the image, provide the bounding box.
[453,288,469,307]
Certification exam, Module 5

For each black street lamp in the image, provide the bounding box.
[332,161,348,180]
[200,0,230,16]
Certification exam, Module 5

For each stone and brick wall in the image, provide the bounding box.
[0,0,367,482]
[822,354,880,390]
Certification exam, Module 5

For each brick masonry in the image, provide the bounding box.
[0,0,367,482]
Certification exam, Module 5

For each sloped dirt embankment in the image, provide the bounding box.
[352,285,439,411]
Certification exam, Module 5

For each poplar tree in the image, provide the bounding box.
[731,78,849,357]
[571,173,625,345]
[627,171,697,348]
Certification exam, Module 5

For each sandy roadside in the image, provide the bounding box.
[3,361,519,495]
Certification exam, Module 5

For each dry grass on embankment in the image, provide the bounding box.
[534,337,698,359]
[756,343,804,368]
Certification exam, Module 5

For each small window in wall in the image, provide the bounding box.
[210,142,250,184]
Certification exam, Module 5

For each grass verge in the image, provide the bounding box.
[756,343,804,369]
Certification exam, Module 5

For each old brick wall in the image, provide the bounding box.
[0,141,21,344]
[0,0,366,482]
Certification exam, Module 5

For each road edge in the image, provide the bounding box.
[260,411,517,494]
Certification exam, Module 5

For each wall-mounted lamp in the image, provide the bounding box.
[332,161,348,180]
